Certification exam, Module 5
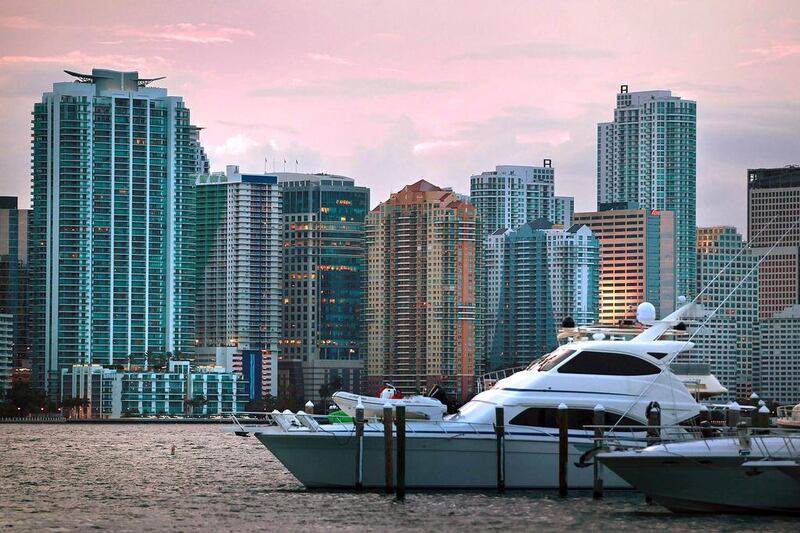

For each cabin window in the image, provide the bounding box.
[509,407,644,431]
[526,348,576,372]
[647,352,669,360]
[556,351,660,376]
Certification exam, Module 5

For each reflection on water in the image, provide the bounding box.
[0,425,795,532]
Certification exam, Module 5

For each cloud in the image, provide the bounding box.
[412,140,467,154]
[0,16,43,30]
[515,130,571,146]
[114,23,254,44]
[0,51,169,72]
[208,134,324,175]
[448,41,612,62]
[212,134,261,158]
[306,52,354,66]
[740,41,800,65]
[252,77,459,98]
[216,120,299,134]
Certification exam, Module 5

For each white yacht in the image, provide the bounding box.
[231,303,706,489]
[599,433,800,513]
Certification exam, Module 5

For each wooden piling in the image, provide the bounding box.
[557,403,568,498]
[383,404,394,494]
[727,402,741,428]
[756,405,770,428]
[495,406,505,493]
[698,405,713,438]
[592,404,604,499]
[354,403,364,490]
[646,402,661,446]
[396,403,406,501]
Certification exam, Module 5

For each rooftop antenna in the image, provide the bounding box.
[264,157,268,174]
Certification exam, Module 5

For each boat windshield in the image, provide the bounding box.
[526,347,576,372]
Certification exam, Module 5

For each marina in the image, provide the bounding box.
[2,423,798,532]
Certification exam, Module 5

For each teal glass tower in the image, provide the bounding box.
[598,86,696,301]
[29,69,207,397]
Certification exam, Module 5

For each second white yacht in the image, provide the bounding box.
[232,302,705,489]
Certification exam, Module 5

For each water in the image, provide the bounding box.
[1,424,796,532]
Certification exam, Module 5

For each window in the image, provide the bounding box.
[557,351,660,376]
[526,348,576,372]
[509,407,644,431]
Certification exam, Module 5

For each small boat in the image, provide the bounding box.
[777,404,800,429]
[332,387,448,421]
[598,433,800,513]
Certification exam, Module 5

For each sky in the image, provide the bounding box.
[0,0,798,233]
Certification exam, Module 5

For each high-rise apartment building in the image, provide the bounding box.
[470,161,555,236]
[485,221,599,371]
[366,180,480,402]
[195,165,283,399]
[29,69,207,397]
[553,196,574,228]
[279,173,369,403]
[598,86,696,299]
[0,197,29,366]
[753,305,800,405]
[679,227,759,400]
[747,166,800,319]
[574,203,675,323]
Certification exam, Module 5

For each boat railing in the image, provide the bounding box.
[777,405,800,424]
[591,423,800,458]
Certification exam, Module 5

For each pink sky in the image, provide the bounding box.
[1,0,799,232]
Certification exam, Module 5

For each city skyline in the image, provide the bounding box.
[1,1,799,236]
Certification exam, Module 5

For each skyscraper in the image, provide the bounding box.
[485,221,599,371]
[29,69,207,397]
[598,86,696,299]
[0,197,29,366]
[366,180,480,402]
[747,166,800,319]
[195,165,283,399]
[681,227,759,400]
[574,203,675,323]
[279,173,369,404]
[753,305,800,405]
[470,161,555,237]
[0,314,11,396]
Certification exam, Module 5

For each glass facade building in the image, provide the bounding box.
[598,86,696,300]
[0,197,29,366]
[279,173,369,403]
[29,69,207,398]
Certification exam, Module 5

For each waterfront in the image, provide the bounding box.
[0,425,797,531]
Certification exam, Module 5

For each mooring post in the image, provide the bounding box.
[727,401,741,429]
[593,403,605,499]
[698,404,713,438]
[355,401,364,490]
[305,400,315,416]
[495,406,505,493]
[757,405,770,429]
[557,403,568,498]
[647,402,661,446]
[396,403,406,501]
[383,403,394,494]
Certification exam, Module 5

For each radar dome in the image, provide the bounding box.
[636,302,656,323]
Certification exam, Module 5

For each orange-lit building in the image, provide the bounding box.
[573,202,675,324]
[366,180,480,402]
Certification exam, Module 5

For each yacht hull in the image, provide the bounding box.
[255,429,630,489]
[600,451,800,513]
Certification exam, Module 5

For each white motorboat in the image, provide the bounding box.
[332,390,447,421]
[230,302,707,489]
[598,433,800,513]
[777,404,800,429]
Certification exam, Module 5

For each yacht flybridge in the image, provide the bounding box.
[229,301,710,489]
